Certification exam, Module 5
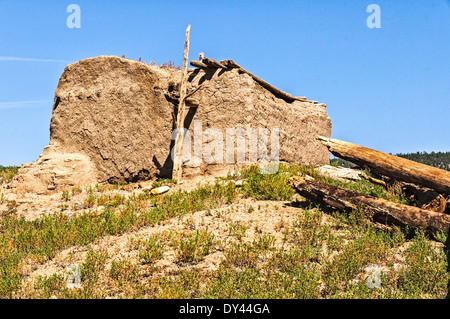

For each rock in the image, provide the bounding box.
[142,186,153,193]
[316,165,362,182]
[93,206,105,215]
[229,171,241,178]
[150,186,171,195]
[9,149,97,195]
[233,180,243,187]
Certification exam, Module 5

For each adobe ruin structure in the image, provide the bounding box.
[8,55,332,194]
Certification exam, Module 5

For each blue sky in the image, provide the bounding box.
[0,0,449,166]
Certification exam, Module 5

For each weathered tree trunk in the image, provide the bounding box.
[289,176,450,236]
[317,136,450,195]
[172,24,191,181]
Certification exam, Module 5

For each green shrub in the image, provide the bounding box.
[109,259,139,286]
[174,229,215,264]
[139,236,165,264]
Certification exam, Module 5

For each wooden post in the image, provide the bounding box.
[172,24,191,181]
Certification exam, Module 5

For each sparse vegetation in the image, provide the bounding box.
[228,221,247,241]
[173,229,215,264]
[0,162,448,299]
[138,236,165,265]
[120,55,181,71]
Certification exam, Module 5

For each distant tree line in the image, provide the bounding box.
[0,165,19,184]
[0,165,19,172]
[330,151,450,171]
[395,151,450,171]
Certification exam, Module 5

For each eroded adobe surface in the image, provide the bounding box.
[9,55,331,194]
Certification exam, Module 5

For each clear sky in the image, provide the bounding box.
[0,0,449,166]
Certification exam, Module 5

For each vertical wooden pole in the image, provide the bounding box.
[172,24,191,181]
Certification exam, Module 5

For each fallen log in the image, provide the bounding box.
[422,194,447,214]
[399,182,448,213]
[317,136,450,195]
[289,176,450,236]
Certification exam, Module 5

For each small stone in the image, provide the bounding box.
[95,206,105,214]
[229,171,241,178]
[150,186,170,195]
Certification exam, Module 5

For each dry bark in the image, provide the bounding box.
[289,176,450,235]
[399,182,448,213]
[317,136,450,195]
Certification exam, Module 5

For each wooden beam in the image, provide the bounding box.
[289,176,450,236]
[190,60,208,69]
[172,24,191,181]
[201,57,227,69]
[221,59,240,68]
[317,136,450,195]
[165,94,199,107]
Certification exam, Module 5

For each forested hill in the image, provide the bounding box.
[331,151,450,171]
[396,151,450,171]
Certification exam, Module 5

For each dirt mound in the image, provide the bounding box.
[9,55,331,194]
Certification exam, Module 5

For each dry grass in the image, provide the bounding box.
[1,163,448,299]
[120,54,181,70]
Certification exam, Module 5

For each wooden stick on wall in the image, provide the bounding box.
[172,24,191,181]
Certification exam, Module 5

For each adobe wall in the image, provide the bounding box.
[9,55,331,194]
